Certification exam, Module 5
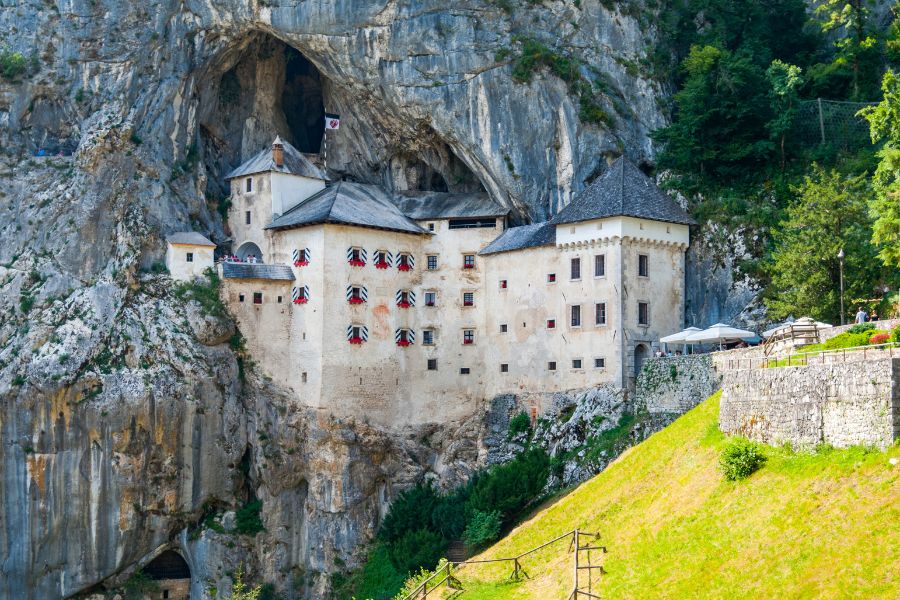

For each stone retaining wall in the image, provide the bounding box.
[635,355,721,415]
[719,358,900,449]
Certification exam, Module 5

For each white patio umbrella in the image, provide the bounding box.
[686,323,756,350]
[660,327,702,354]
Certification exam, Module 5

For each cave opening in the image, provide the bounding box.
[282,47,325,154]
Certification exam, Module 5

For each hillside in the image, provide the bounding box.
[447,393,900,599]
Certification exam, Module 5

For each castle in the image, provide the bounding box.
[166,138,694,426]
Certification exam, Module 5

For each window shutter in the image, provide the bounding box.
[408,290,416,306]
[292,248,300,263]
[347,324,354,340]
[394,328,402,342]
[362,325,369,341]
[407,254,414,268]
[361,286,368,301]
[387,251,394,266]
[346,285,353,301]
[293,286,301,302]
[346,247,354,261]
[408,329,415,343]
[361,248,368,262]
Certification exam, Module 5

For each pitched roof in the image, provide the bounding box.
[225,138,326,181]
[550,157,696,226]
[266,182,429,235]
[392,191,509,220]
[221,262,295,281]
[166,232,216,246]
[479,222,556,256]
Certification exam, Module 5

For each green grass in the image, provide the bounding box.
[446,392,900,599]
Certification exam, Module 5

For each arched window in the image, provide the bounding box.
[236,242,264,263]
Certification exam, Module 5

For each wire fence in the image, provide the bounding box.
[793,98,879,150]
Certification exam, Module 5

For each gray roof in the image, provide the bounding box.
[166,232,216,246]
[221,262,295,281]
[480,222,556,256]
[551,157,696,226]
[393,191,509,220]
[266,182,429,235]
[226,138,326,181]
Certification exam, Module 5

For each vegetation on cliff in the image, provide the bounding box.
[449,393,900,598]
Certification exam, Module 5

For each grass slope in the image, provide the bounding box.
[449,393,900,599]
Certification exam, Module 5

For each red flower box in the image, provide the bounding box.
[463,264,475,269]
[349,336,365,345]
[293,297,308,304]
[397,301,411,308]
[398,263,412,272]
[396,340,412,347]
[349,259,366,267]
[348,297,365,305]
[293,260,309,267]
[463,339,473,345]
[375,261,390,269]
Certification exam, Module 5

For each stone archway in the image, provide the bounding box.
[143,550,191,600]
[236,241,263,263]
[634,343,649,376]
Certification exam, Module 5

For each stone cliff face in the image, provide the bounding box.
[0,1,743,597]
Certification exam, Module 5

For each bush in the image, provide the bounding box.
[378,483,441,543]
[0,49,27,80]
[463,509,502,547]
[234,498,264,535]
[507,410,531,439]
[174,268,226,318]
[122,570,159,600]
[392,559,450,600]
[467,447,550,524]
[847,322,875,334]
[388,528,445,575]
[869,332,890,345]
[822,331,877,350]
[719,438,767,481]
[892,325,900,343]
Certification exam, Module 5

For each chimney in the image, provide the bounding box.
[272,136,284,167]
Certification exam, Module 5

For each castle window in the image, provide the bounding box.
[428,359,438,371]
[572,358,583,369]
[463,329,475,345]
[395,328,414,347]
[463,254,475,269]
[424,291,437,307]
[594,254,605,277]
[427,255,438,270]
[422,329,435,345]
[594,357,606,368]
[238,293,245,303]
[245,211,251,225]
[348,247,367,267]
[548,361,557,371]
[638,254,649,277]
[163,591,169,599]
[397,253,414,271]
[374,250,391,269]
[571,304,581,327]
[596,302,607,326]
[638,302,650,326]
[462,292,474,307]
[547,319,556,329]
[460,367,470,375]
[499,279,508,290]
[293,286,309,304]
[293,248,310,267]
[500,363,509,373]
[547,273,556,283]
[570,257,581,280]
[347,285,367,304]
[186,252,194,263]
[500,323,508,333]
[245,177,252,193]
[396,289,415,308]
[253,292,263,305]
[302,372,308,383]
[428,222,436,232]
[277,295,282,303]
[348,324,368,344]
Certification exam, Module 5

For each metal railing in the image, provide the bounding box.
[400,528,605,600]
[718,342,899,371]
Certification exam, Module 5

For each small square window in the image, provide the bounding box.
[500,363,509,373]
[186,252,194,263]
[463,329,475,345]
[571,257,581,280]
[253,292,263,305]
[500,323,508,333]
[463,254,476,269]
[638,254,649,277]
[548,361,557,371]
[277,295,282,303]
[547,273,556,283]
[428,222,436,232]
[245,211,251,225]
[594,357,606,368]
[547,319,556,329]
[460,367,470,375]
[594,254,605,277]
[424,291,437,307]
[499,279,508,290]
[423,330,435,345]
[572,359,583,369]
[571,305,581,327]
[428,359,438,371]
[238,293,245,303]
[427,255,438,270]
[638,302,650,326]
[463,292,474,307]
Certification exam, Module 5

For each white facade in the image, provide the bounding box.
[165,235,216,281]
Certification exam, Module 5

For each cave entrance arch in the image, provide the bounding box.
[236,241,264,263]
[143,549,191,600]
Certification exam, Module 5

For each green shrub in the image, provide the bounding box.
[392,559,450,600]
[378,483,441,543]
[719,438,767,481]
[467,447,550,524]
[892,325,900,343]
[507,410,531,439]
[463,509,502,547]
[174,268,226,317]
[388,528,445,574]
[234,498,264,534]
[847,322,875,335]
[0,49,27,80]
[122,570,159,600]
[821,330,881,350]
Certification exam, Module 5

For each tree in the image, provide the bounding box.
[764,164,880,323]
[814,0,880,99]
[860,70,900,266]
[766,60,804,171]
[229,565,262,600]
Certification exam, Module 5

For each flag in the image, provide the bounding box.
[325,113,341,130]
